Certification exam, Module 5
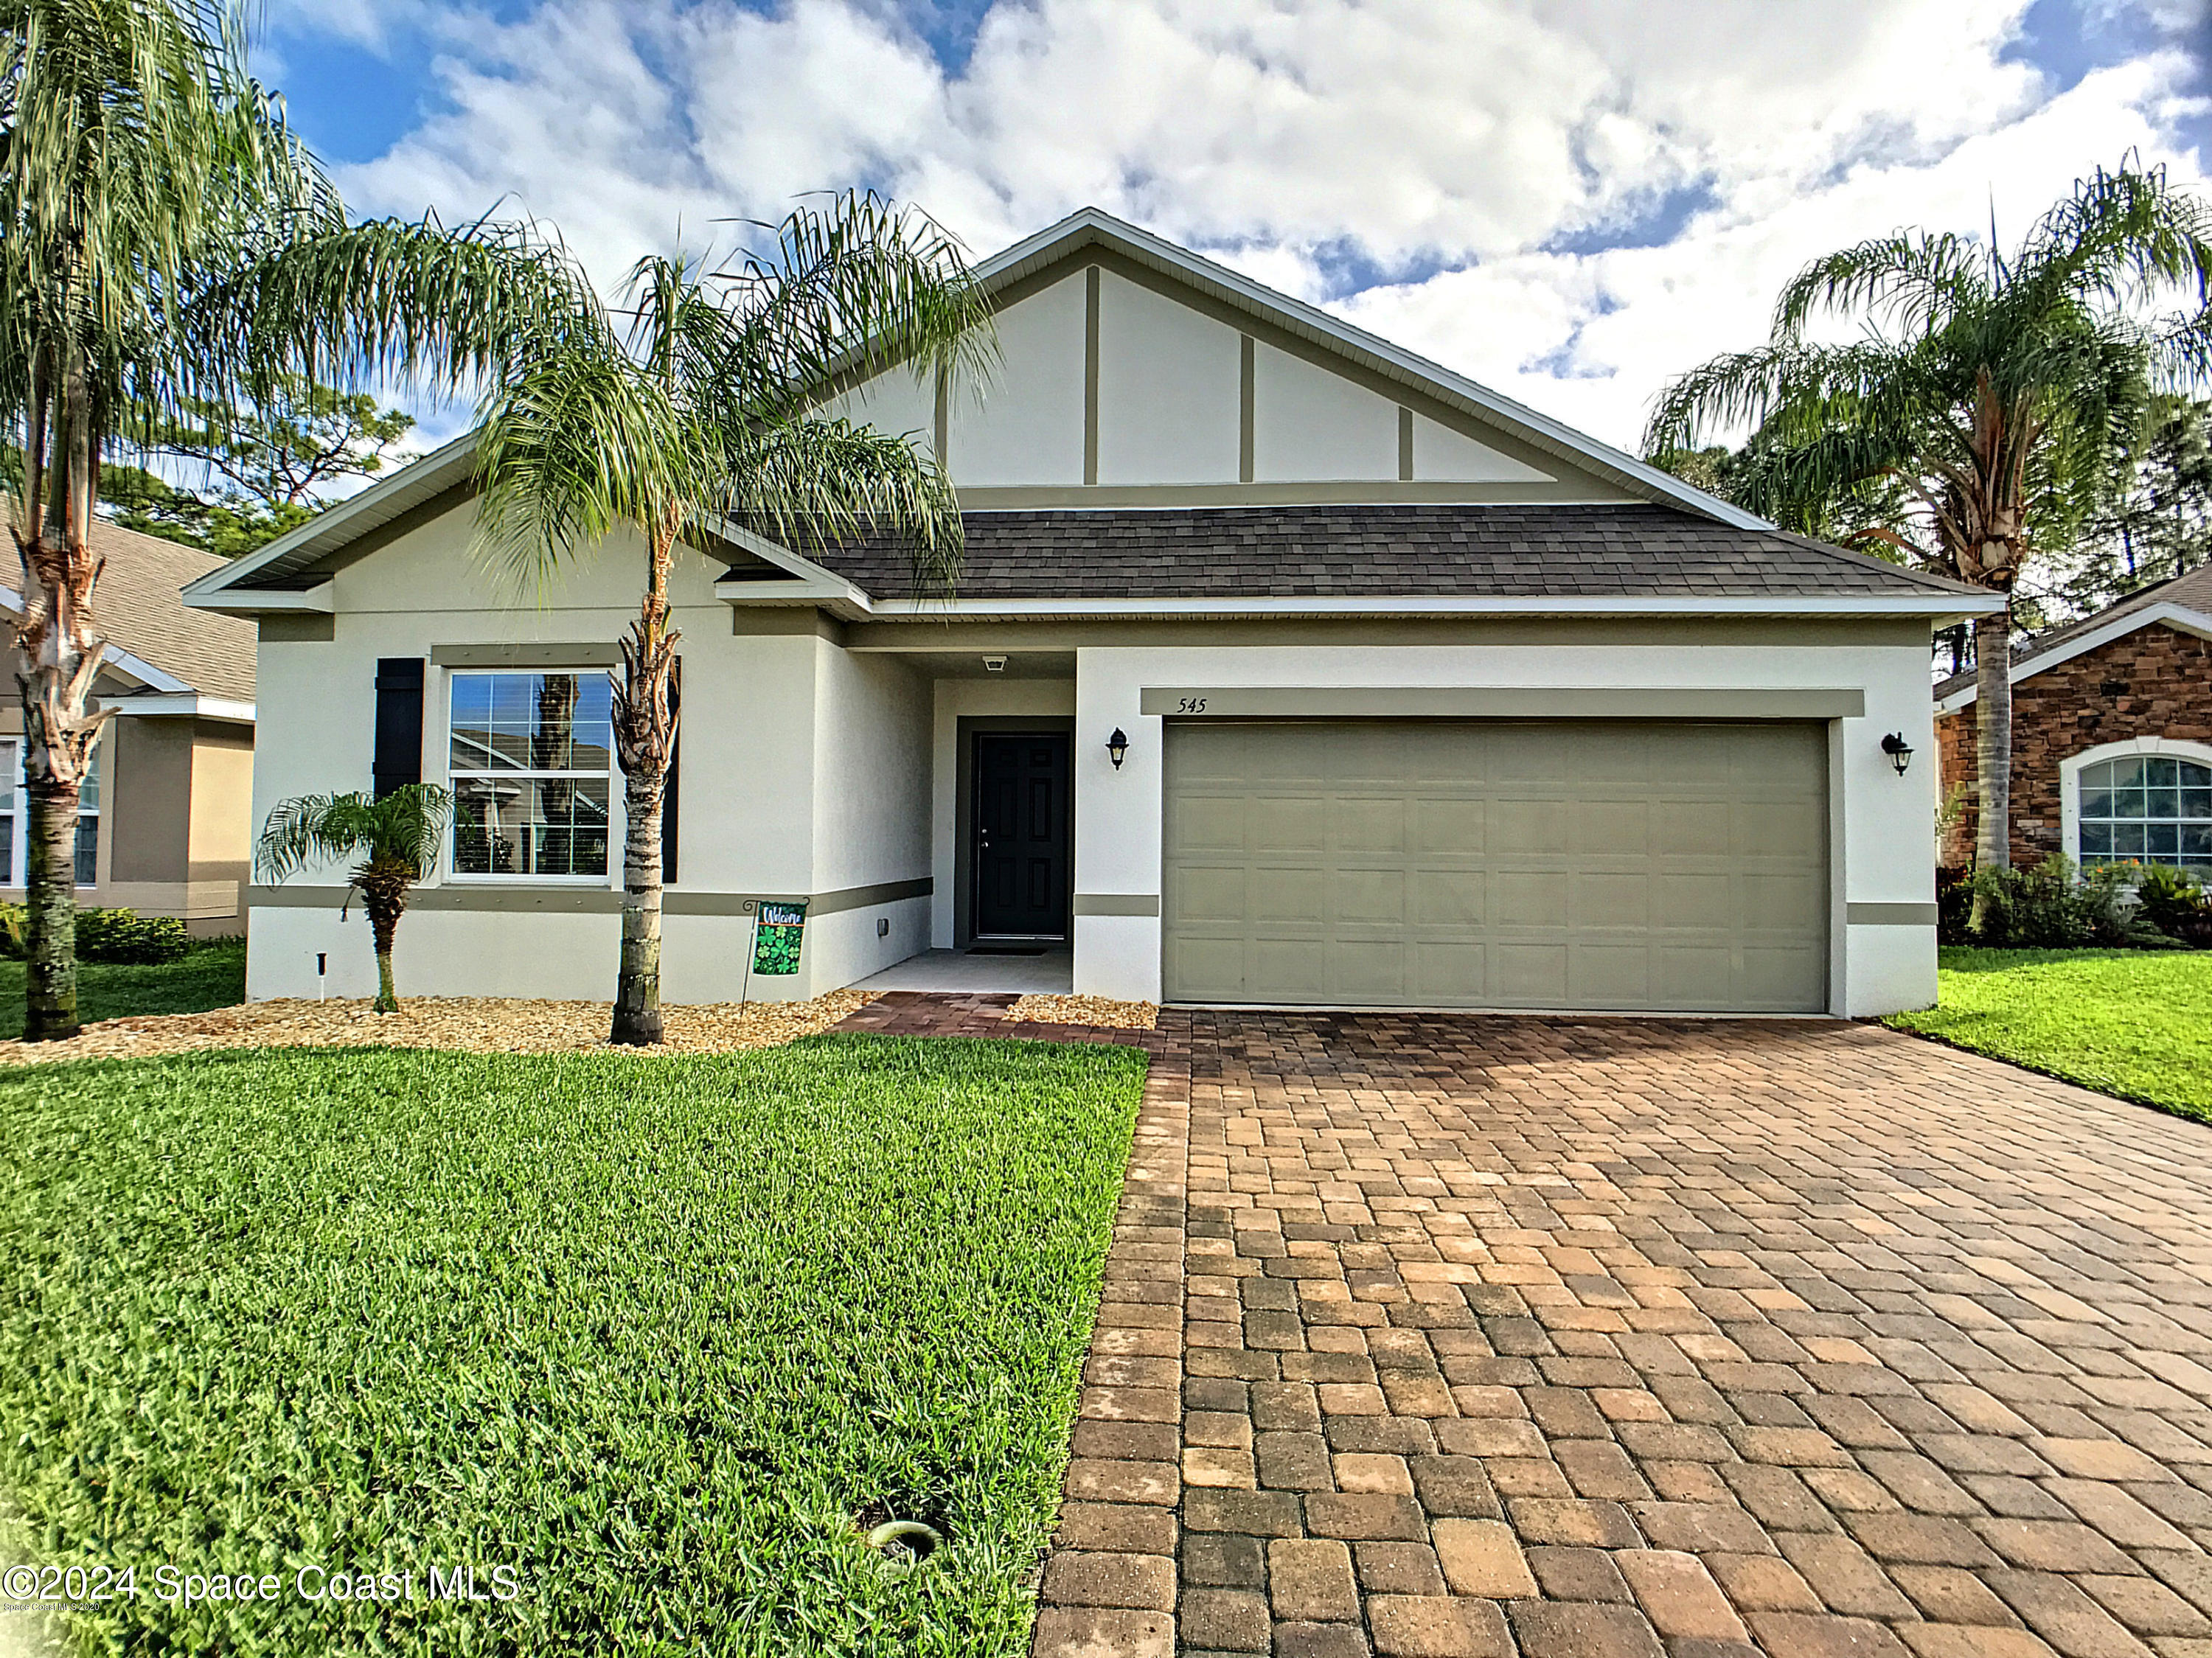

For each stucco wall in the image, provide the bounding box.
[1938,620,2212,868]
[1069,631,1941,1017]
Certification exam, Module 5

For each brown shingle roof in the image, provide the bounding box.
[4,517,255,703]
[785,503,1980,601]
[1933,562,2212,700]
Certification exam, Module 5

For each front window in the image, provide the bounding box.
[448,670,613,879]
[0,736,100,888]
[2079,754,2212,871]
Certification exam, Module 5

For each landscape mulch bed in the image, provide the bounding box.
[1006,993,1158,1029]
[0,989,880,1065]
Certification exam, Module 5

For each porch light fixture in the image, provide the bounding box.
[1881,732,1914,776]
[1107,728,1130,770]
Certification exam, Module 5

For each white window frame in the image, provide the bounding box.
[0,734,102,890]
[443,667,620,886]
[2061,736,2212,871]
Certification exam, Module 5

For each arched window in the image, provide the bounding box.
[2062,739,2212,874]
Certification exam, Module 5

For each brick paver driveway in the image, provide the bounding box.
[1037,1011,2212,1658]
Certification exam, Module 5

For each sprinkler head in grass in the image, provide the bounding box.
[865,1519,943,1572]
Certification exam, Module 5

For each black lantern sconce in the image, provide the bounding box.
[1881,732,1914,776]
[1107,728,1130,770]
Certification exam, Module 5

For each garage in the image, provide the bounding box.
[1161,720,1829,1012]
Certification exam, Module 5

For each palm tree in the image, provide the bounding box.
[255,785,452,1014]
[1,0,582,1039]
[1646,161,2212,877]
[473,194,993,1045]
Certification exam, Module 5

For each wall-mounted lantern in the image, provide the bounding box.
[1107,728,1130,770]
[1881,732,1915,776]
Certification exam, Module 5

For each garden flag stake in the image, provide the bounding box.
[737,900,808,1016]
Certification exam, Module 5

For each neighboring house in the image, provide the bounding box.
[4,518,257,931]
[185,209,1993,1017]
[1935,563,2212,875]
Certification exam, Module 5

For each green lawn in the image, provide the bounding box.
[0,1036,1147,1656]
[1887,947,2212,1121]
[0,936,245,1037]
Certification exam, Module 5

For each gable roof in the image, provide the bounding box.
[799,504,1983,604]
[1935,562,2212,710]
[6,516,255,707]
[184,209,1999,625]
[971,208,1772,531]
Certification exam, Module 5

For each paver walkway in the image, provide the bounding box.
[1034,1009,2212,1658]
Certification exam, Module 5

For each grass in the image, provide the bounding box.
[0,936,245,1037]
[1886,947,2212,1122]
[0,1035,1148,1656]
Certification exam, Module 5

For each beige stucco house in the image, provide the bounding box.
[5,518,257,932]
[185,209,1995,1014]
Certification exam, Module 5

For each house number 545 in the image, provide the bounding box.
[1177,697,1208,713]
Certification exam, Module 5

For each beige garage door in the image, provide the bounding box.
[1161,720,1829,1012]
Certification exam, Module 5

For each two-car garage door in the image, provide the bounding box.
[1161,721,1829,1012]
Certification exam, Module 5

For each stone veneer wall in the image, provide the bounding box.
[1937,619,2212,868]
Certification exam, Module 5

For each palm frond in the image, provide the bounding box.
[721,415,964,591]
[255,784,451,882]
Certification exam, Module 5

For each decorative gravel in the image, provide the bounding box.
[0,989,878,1066]
[1006,993,1158,1029]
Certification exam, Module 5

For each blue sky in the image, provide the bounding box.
[254,0,2212,450]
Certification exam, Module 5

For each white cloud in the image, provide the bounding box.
[328,0,2212,448]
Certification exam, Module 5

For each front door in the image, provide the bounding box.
[973,733,1071,938]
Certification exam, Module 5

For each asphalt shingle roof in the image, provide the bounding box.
[784,503,1980,602]
[1933,561,2212,700]
[4,517,256,703]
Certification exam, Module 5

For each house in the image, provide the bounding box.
[184,209,1994,1016]
[5,518,257,931]
[1935,563,2212,874]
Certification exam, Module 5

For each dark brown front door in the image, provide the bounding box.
[974,733,1070,938]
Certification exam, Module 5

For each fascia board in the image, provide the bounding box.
[105,693,256,724]
[860,593,2006,621]
[1935,602,2212,713]
[181,582,335,615]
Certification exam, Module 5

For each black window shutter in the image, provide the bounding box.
[660,664,680,883]
[372,658,425,798]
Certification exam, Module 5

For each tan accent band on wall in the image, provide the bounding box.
[249,878,931,916]
[1239,335,1256,484]
[433,643,623,669]
[259,613,335,643]
[1074,893,1161,916]
[1846,902,1938,926]
[1138,686,1868,720]
[1398,406,1414,481]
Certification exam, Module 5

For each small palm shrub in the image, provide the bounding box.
[256,785,452,1012]
[2132,864,2212,947]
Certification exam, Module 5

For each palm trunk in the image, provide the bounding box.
[355,858,416,1014]
[609,514,680,1047]
[18,341,108,1042]
[24,776,80,1039]
[612,768,666,1045]
[1971,604,2012,871]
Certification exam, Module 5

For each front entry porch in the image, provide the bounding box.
[852,942,1074,994]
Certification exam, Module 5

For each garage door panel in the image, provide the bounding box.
[1253,797,1329,852]
[1493,870,1568,928]
[1490,799,1568,854]
[1411,797,1485,856]
[1162,720,1826,1011]
[1335,797,1408,853]
[1413,870,1486,926]
[1573,944,1652,1003]
[1494,943,1571,1001]
[1572,871,1649,928]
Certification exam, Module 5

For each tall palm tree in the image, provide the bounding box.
[473,194,993,1045]
[255,784,451,1014]
[1646,161,2212,876]
[1,0,582,1039]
